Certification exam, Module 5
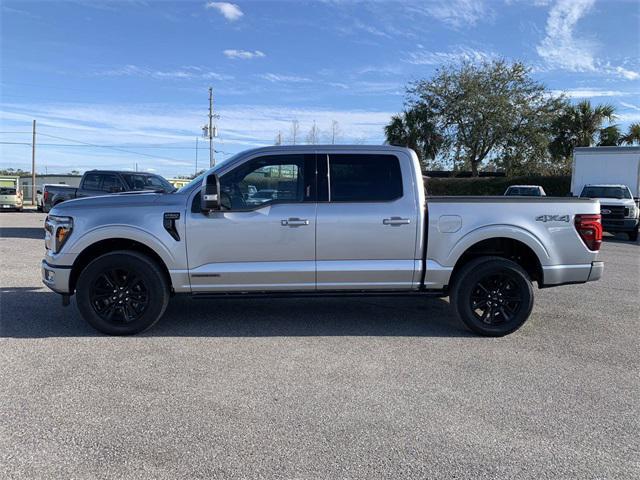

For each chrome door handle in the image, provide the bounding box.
[383,217,411,226]
[281,218,310,227]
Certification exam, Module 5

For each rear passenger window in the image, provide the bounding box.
[329,154,403,202]
[83,173,101,190]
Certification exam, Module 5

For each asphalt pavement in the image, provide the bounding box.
[1,211,638,479]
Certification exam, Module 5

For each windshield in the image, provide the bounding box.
[580,186,631,199]
[507,187,541,196]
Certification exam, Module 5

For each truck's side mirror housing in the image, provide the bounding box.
[201,173,221,212]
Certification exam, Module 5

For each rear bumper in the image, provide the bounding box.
[41,260,72,294]
[588,261,604,282]
[602,218,638,232]
[542,261,603,287]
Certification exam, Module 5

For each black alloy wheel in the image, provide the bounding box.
[451,256,534,336]
[76,251,169,335]
[89,267,150,323]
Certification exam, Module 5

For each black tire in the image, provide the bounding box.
[75,251,169,335]
[450,256,534,337]
[629,229,638,242]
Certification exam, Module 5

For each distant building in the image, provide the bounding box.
[167,178,191,189]
[20,174,82,203]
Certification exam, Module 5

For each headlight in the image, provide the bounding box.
[45,215,73,253]
[625,205,637,218]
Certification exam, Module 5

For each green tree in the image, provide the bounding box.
[404,60,563,176]
[550,100,617,159]
[622,123,640,145]
[384,109,442,170]
[598,125,622,146]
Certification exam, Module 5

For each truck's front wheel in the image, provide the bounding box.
[450,257,534,337]
[76,251,169,335]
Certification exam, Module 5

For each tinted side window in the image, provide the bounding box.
[329,154,403,202]
[101,174,123,192]
[219,154,314,211]
[83,173,102,190]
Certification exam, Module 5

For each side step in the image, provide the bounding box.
[191,289,446,300]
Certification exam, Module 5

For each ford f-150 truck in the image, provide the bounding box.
[579,184,639,241]
[42,170,176,212]
[42,146,604,336]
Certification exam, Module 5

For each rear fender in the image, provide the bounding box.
[444,224,550,268]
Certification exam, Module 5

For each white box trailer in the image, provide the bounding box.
[572,146,640,199]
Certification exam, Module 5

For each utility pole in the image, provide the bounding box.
[31,120,36,205]
[195,137,199,175]
[208,87,215,168]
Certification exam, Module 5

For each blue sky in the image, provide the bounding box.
[1,0,639,176]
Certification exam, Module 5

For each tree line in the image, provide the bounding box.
[384,60,640,176]
[274,119,345,146]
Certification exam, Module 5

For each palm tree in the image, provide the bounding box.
[550,100,617,159]
[598,125,622,146]
[572,100,617,146]
[622,123,640,145]
[384,109,442,170]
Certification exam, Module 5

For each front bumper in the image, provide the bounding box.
[602,218,638,233]
[41,260,72,294]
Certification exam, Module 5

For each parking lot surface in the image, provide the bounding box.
[1,211,638,479]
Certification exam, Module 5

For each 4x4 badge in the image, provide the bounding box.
[536,214,570,223]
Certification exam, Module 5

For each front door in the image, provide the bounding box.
[186,153,317,292]
[315,152,419,290]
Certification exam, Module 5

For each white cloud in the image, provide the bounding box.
[97,64,232,81]
[405,46,496,65]
[205,2,243,21]
[422,0,488,28]
[551,89,626,98]
[223,49,266,60]
[613,66,640,81]
[0,103,395,174]
[258,73,311,83]
[536,0,596,71]
[536,1,640,80]
[620,102,640,112]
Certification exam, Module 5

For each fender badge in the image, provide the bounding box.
[536,214,570,223]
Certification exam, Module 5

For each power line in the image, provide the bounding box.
[0,140,234,155]
[36,132,187,163]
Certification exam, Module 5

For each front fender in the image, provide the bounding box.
[65,225,177,268]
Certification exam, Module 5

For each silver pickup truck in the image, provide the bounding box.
[42,146,604,336]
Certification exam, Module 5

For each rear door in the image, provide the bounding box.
[315,152,419,290]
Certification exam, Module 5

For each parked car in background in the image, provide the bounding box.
[42,145,603,337]
[246,189,278,206]
[504,185,546,197]
[0,176,23,211]
[42,170,176,212]
[579,184,639,241]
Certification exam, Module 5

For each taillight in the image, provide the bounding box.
[575,214,602,251]
[44,190,49,203]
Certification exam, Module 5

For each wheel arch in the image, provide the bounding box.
[69,238,173,294]
[450,236,544,286]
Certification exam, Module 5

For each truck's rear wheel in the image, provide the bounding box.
[450,257,534,337]
[76,251,169,335]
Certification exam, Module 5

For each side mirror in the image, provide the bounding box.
[201,173,221,212]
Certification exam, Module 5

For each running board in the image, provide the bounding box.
[191,289,446,300]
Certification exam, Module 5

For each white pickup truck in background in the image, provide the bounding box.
[42,146,604,336]
[572,146,640,240]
